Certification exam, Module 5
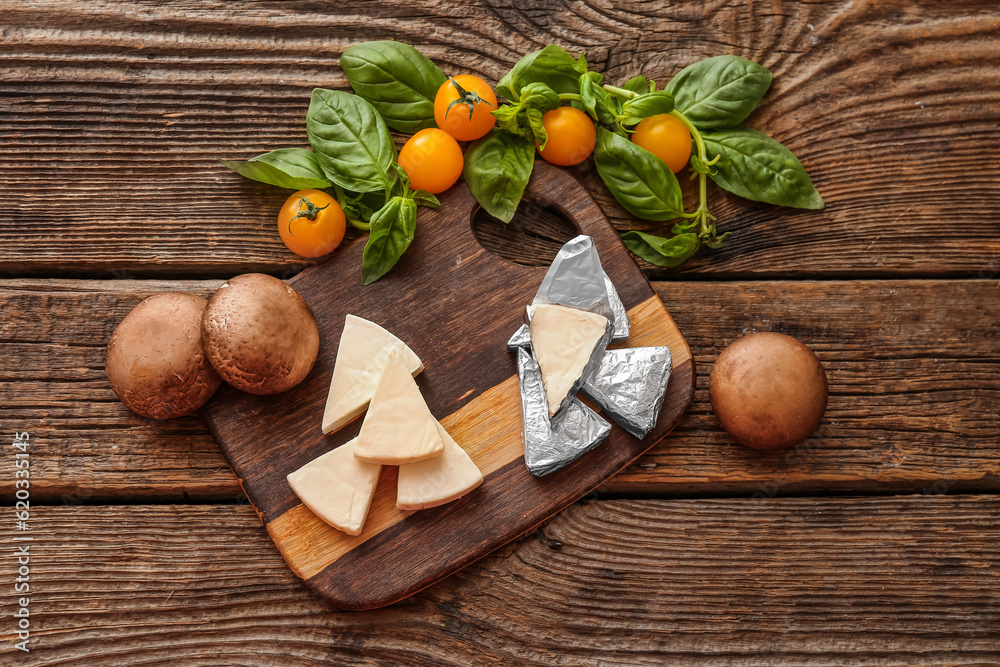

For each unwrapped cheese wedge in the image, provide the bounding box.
[397,422,482,510]
[529,303,609,416]
[322,315,423,435]
[286,437,381,536]
[354,349,444,464]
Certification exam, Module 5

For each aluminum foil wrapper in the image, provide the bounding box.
[532,235,616,323]
[604,273,630,344]
[581,347,672,439]
[507,323,531,351]
[517,347,611,477]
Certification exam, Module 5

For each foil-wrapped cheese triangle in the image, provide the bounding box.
[580,347,672,439]
[511,266,630,349]
[529,235,616,417]
[517,347,611,477]
[509,329,673,440]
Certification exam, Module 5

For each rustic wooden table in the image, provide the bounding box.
[2,1,998,664]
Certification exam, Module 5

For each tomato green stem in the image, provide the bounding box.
[287,195,329,236]
[444,76,496,121]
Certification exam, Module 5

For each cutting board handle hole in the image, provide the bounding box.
[470,199,580,267]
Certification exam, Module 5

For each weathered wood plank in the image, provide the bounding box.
[1,1,999,278]
[2,277,996,503]
[0,497,997,665]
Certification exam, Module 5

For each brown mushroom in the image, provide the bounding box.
[201,273,319,395]
[710,332,828,451]
[105,292,223,420]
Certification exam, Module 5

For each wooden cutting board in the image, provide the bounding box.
[202,160,695,610]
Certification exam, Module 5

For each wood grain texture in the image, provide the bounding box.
[0,497,997,665]
[605,277,1000,496]
[1,0,998,278]
[3,278,996,503]
[202,162,695,608]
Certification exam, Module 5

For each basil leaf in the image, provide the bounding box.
[340,41,446,133]
[519,82,561,112]
[496,45,587,101]
[594,128,684,221]
[306,88,396,194]
[464,131,535,223]
[411,189,440,208]
[703,126,824,209]
[666,55,773,129]
[526,108,547,150]
[620,91,675,125]
[579,72,616,125]
[219,148,332,190]
[622,74,649,95]
[361,197,417,284]
[622,231,700,267]
[492,105,521,123]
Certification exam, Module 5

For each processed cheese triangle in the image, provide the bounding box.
[396,422,483,510]
[322,315,423,435]
[354,349,444,464]
[529,303,609,416]
[286,437,381,537]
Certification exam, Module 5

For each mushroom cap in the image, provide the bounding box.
[709,332,828,451]
[201,273,320,395]
[105,292,223,420]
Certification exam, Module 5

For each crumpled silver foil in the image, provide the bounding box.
[516,348,611,477]
[507,323,531,351]
[580,347,672,439]
[532,235,616,323]
[604,273,631,344]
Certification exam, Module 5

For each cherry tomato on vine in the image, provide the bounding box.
[277,189,346,258]
[398,128,464,194]
[537,106,596,167]
[434,75,497,141]
[631,114,692,173]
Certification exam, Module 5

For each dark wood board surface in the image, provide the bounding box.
[2,0,999,661]
[202,162,694,608]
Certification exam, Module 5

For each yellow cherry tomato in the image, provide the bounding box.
[631,114,692,173]
[538,107,596,166]
[434,75,498,141]
[398,128,464,194]
[277,189,346,258]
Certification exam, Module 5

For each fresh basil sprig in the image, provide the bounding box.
[219,148,332,190]
[496,45,588,101]
[306,88,397,194]
[619,90,675,126]
[621,230,700,267]
[703,126,824,209]
[361,196,417,285]
[593,128,685,221]
[491,82,561,149]
[340,41,447,134]
[464,131,535,223]
[666,55,773,130]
